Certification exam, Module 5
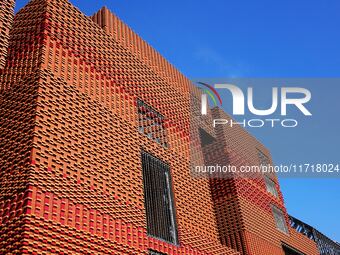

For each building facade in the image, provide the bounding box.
[0,0,328,254]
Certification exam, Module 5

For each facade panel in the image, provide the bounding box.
[0,0,326,255]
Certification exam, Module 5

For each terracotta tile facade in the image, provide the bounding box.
[0,0,320,254]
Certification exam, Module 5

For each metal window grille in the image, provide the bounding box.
[289,215,340,255]
[141,151,178,244]
[137,99,168,148]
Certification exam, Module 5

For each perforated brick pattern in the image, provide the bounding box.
[0,0,320,254]
[138,99,168,148]
[198,108,319,255]
[0,0,14,69]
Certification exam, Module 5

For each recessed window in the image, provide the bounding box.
[258,149,270,166]
[198,128,216,147]
[265,175,278,198]
[257,149,276,178]
[272,205,289,234]
[137,99,168,148]
[141,151,178,244]
[282,243,305,255]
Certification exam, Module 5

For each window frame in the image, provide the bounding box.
[264,175,279,198]
[272,205,289,234]
[282,243,306,255]
[141,151,179,245]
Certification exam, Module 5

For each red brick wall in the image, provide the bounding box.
[0,0,319,254]
[0,0,238,254]
[201,108,319,255]
[0,0,14,68]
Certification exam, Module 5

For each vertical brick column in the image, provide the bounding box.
[0,0,15,69]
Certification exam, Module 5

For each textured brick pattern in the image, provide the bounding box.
[198,108,319,255]
[0,0,319,255]
[0,0,14,68]
[137,99,168,148]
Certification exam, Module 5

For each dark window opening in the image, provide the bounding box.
[149,250,167,255]
[199,127,216,147]
[282,243,306,255]
[141,151,178,245]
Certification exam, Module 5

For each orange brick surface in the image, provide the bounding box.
[0,0,14,68]
[198,108,319,255]
[0,0,320,255]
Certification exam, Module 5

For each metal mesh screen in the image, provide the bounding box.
[141,151,178,244]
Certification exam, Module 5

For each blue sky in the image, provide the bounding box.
[15,0,339,241]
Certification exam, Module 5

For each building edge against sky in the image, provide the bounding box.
[0,0,339,254]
